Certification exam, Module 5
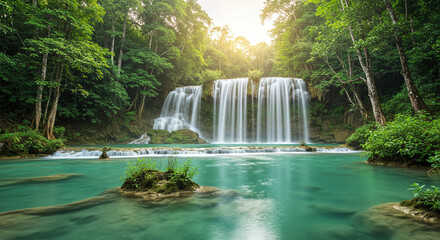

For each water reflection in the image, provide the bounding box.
[1,153,440,239]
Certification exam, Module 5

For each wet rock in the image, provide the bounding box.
[352,202,440,240]
[148,129,206,144]
[0,196,113,217]
[167,129,206,144]
[118,186,220,202]
[99,147,110,159]
[0,174,83,187]
[147,129,171,144]
[309,204,358,217]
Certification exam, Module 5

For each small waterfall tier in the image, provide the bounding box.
[153,85,203,137]
[48,146,355,158]
[213,77,310,143]
[257,77,309,143]
[213,78,249,143]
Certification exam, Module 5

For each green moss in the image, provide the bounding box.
[147,129,206,144]
[147,129,171,144]
[0,130,65,156]
[121,157,199,193]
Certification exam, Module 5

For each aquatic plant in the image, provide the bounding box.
[121,156,198,193]
[401,183,440,216]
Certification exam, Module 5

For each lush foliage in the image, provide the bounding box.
[401,183,440,215]
[121,156,198,193]
[263,0,440,125]
[0,0,275,137]
[1,0,440,145]
[0,129,65,156]
[362,113,440,167]
[346,123,375,149]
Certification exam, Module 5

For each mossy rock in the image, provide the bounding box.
[147,129,171,144]
[148,129,206,144]
[121,170,199,194]
[99,147,110,159]
[167,129,206,144]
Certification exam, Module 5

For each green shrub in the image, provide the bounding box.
[401,183,440,216]
[53,126,65,139]
[427,152,440,173]
[362,113,440,167]
[121,156,198,193]
[346,123,376,149]
[0,130,65,156]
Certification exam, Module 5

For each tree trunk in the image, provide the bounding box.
[351,84,368,121]
[361,47,386,125]
[342,0,386,125]
[383,0,431,114]
[34,53,47,130]
[137,86,147,120]
[42,86,52,126]
[117,11,128,75]
[110,18,115,65]
[34,24,51,130]
[44,64,63,139]
[324,57,367,121]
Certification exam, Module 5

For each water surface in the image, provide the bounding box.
[1,149,439,239]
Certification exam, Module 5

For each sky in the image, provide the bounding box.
[198,0,274,45]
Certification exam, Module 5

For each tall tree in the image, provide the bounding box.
[382,0,431,114]
[29,0,109,138]
[312,0,387,125]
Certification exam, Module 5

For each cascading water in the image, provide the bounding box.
[256,77,310,143]
[294,78,310,143]
[213,78,248,143]
[213,77,310,143]
[152,85,204,137]
[133,77,309,144]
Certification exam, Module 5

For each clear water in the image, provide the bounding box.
[1,149,439,239]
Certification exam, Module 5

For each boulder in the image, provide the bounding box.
[166,129,206,144]
[147,129,171,144]
[99,147,110,159]
[148,129,206,144]
[352,203,440,239]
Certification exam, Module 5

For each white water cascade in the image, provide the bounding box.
[213,78,249,143]
[153,85,203,137]
[213,77,310,143]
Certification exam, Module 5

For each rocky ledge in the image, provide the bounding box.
[147,129,207,144]
[352,202,440,240]
[118,186,220,202]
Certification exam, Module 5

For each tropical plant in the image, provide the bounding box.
[401,183,440,214]
[0,129,65,156]
[362,113,440,165]
[121,156,198,193]
[346,123,375,149]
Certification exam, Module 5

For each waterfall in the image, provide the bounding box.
[134,77,309,144]
[153,85,203,137]
[213,77,310,143]
[213,78,248,143]
[257,77,309,143]
[294,78,310,143]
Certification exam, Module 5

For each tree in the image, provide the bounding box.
[382,0,431,114]
[312,0,387,125]
[20,0,109,138]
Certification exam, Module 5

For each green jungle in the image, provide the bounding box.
[1,0,440,239]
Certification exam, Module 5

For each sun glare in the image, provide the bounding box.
[198,0,273,45]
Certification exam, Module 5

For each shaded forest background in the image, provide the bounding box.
[0,0,439,143]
